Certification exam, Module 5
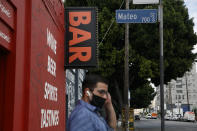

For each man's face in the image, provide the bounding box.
[92,82,108,99]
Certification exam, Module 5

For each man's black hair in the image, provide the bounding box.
[82,74,108,93]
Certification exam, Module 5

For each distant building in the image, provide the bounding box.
[155,62,197,113]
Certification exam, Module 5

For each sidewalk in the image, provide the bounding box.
[116,127,134,131]
[117,127,122,131]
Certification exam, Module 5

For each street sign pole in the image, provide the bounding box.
[159,0,165,131]
[124,0,129,130]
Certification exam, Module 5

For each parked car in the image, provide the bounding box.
[135,115,140,120]
[183,111,195,122]
[164,115,171,120]
[146,114,152,119]
[117,120,122,127]
[171,115,179,121]
[151,113,158,119]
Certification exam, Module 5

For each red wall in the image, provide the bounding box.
[0,0,65,131]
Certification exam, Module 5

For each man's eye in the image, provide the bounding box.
[98,90,107,94]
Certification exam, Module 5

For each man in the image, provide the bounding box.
[68,74,117,131]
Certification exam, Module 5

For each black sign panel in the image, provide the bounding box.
[65,7,98,68]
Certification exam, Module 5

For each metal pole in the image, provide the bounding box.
[178,101,180,116]
[124,0,129,130]
[159,0,165,131]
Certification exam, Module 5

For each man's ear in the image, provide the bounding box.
[84,88,90,97]
[86,91,91,96]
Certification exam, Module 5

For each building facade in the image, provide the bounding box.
[156,62,197,113]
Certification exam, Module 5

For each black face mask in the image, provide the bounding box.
[90,94,106,109]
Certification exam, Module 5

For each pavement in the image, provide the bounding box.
[116,127,134,131]
[116,120,134,131]
[117,127,122,131]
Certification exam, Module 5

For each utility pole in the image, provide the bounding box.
[168,82,173,116]
[185,73,190,111]
[159,0,165,130]
[178,100,181,117]
[124,0,129,130]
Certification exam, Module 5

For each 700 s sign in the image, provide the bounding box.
[65,7,98,68]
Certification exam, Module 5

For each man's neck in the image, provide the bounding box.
[82,96,90,104]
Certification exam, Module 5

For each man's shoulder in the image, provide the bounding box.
[69,102,93,120]
[71,104,89,116]
[68,103,97,131]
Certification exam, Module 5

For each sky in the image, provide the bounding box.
[184,0,197,33]
[184,0,197,53]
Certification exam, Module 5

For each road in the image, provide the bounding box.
[134,118,197,131]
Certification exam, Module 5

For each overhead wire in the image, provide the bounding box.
[99,0,125,47]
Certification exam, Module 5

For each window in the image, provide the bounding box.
[188,83,192,86]
[182,95,184,99]
[178,95,181,99]
[176,80,182,83]
[176,85,182,88]
[196,62,197,73]
[166,95,168,99]
[176,90,183,93]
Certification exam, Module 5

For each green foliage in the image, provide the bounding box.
[130,83,156,108]
[65,0,197,113]
[192,107,197,116]
[160,0,197,84]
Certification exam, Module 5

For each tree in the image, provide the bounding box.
[65,0,197,111]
